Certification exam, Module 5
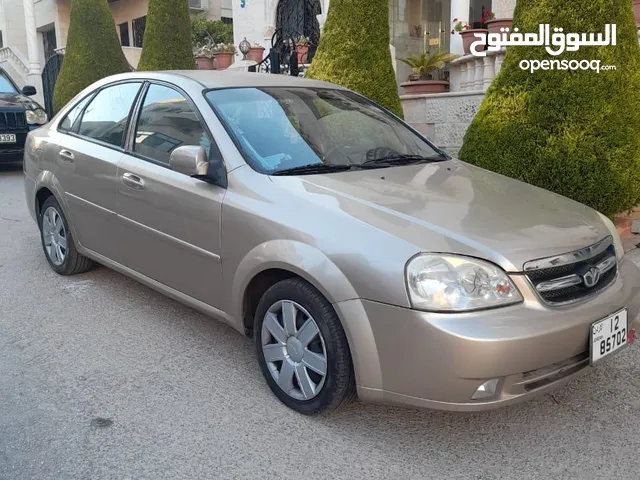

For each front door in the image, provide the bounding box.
[52,81,143,260]
[115,83,225,308]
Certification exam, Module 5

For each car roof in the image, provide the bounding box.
[99,70,348,91]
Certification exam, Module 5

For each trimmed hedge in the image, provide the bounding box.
[458,0,640,217]
[137,0,194,71]
[305,0,403,118]
[191,15,233,46]
[52,0,130,113]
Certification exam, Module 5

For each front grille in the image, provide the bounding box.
[525,238,617,305]
[0,111,27,130]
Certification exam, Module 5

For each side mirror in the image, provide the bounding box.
[22,85,37,96]
[169,145,209,177]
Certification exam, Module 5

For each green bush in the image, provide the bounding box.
[52,0,130,113]
[191,15,233,46]
[305,0,403,118]
[137,0,194,71]
[458,0,640,216]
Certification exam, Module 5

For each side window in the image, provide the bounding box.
[134,84,211,166]
[78,82,142,148]
[58,95,92,133]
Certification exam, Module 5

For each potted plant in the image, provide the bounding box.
[212,43,237,69]
[452,18,487,55]
[483,7,512,38]
[399,50,458,94]
[194,42,215,70]
[247,42,265,62]
[295,35,310,64]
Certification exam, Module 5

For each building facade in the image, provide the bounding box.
[233,0,513,89]
[0,0,232,106]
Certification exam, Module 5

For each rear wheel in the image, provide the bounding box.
[254,278,356,414]
[38,196,94,275]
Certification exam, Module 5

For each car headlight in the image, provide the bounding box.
[25,108,48,125]
[405,254,523,312]
[597,212,625,262]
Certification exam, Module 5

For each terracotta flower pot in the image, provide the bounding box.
[460,29,488,55]
[247,46,265,62]
[296,44,309,64]
[214,52,234,69]
[195,56,214,70]
[634,0,640,26]
[486,18,513,38]
[400,80,449,95]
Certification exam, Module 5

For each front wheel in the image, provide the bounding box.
[254,278,356,415]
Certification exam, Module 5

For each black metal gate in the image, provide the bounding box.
[276,0,321,62]
[41,53,64,117]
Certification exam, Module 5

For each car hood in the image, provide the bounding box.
[0,92,39,110]
[282,160,610,272]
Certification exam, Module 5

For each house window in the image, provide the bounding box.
[119,22,130,47]
[132,16,147,48]
[221,17,233,25]
[0,31,3,48]
[188,0,202,8]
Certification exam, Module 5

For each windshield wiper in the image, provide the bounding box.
[360,154,448,167]
[271,163,355,176]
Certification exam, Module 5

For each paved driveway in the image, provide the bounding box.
[2,167,640,480]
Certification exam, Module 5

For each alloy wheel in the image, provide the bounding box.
[261,299,328,401]
[42,206,67,266]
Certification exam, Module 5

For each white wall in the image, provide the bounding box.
[233,0,269,50]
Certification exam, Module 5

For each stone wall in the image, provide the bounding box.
[401,91,484,157]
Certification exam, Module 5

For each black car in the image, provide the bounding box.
[0,68,48,165]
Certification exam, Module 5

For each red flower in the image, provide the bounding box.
[451,29,455,34]
[453,18,458,22]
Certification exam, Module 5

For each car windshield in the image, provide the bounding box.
[0,72,17,94]
[205,87,445,174]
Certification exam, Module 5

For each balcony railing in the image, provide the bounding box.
[449,48,506,92]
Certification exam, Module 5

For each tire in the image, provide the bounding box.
[38,196,94,275]
[254,278,356,415]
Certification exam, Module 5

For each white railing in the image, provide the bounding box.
[0,47,30,74]
[0,46,30,86]
[449,48,506,92]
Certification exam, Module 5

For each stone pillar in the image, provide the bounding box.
[493,0,516,20]
[482,56,494,90]
[450,0,471,55]
[459,63,467,91]
[22,0,43,103]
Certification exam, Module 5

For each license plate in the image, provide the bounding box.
[0,134,16,143]
[590,309,628,364]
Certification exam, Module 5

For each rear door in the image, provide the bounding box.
[52,81,143,260]
[114,82,226,308]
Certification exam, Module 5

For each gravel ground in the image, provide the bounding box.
[2,167,640,480]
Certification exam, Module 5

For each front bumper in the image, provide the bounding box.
[335,257,640,411]
[0,128,29,164]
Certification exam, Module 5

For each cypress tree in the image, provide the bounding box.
[459,0,640,216]
[306,0,404,118]
[137,0,194,71]
[53,0,130,112]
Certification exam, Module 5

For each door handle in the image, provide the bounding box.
[58,149,75,163]
[122,172,145,190]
